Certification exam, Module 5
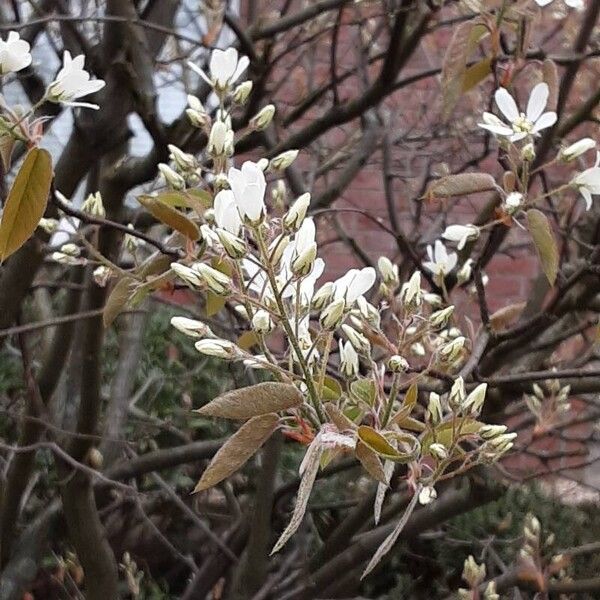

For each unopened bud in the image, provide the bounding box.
[270,149,299,171]
[377,256,399,286]
[356,296,380,328]
[232,80,253,104]
[429,443,448,461]
[387,354,409,372]
[196,263,231,295]
[418,486,437,505]
[252,309,274,334]
[312,282,335,310]
[81,191,105,217]
[430,305,454,328]
[399,271,422,308]
[339,339,359,379]
[283,193,310,231]
[159,163,185,190]
[168,144,196,171]
[427,392,443,425]
[504,192,523,215]
[320,298,346,329]
[93,265,111,287]
[250,104,275,130]
[521,142,536,162]
[559,137,595,162]
[216,228,246,259]
[195,338,238,359]
[462,383,487,415]
[478,424,507,440]
[291,243,317,276]
[38,217,59,234]
[448,376,466,410]
[341,324,371,355]
[171,316,215,338]
[462,555,486,588]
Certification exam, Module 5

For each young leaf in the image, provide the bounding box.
[527,209,559,286]
[357,426,402,460]
[427,173,497,199]
[355,441,388,484]
[461,57,492,93]
[103,276,136,327]
[0,147,53,261]
[137,195,200,241]
[324,402,356,431]
[194,413,278,492]
[271,438,323,554]
[195,382,303,420]
[420,419,482,453]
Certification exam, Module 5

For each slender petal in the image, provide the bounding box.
[526,83,549,122]
[494,88,519,123]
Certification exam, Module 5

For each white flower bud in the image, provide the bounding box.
[341,324,371,355]
[312,282,334,310]
[171,263,203,288]
[195,338,238,359]
[171,316,215,338]
[442,224,479,250]
[339,339,359,379]
[291,242,317,276]
[418,486,437,505]
[38,218,59,234]
[158,163,185,190]
[504,191,523,214]
[92,265,111,287]
[559,138,595,162]
[439,336,466,362]
[423,292,443,307]
[427,392,443,425]
[216,228,247,259]
[533,383,544,399]
[232,80,253,104]
[256,158,269,171]
[377,256,399,286]
[462,383,487,415]
[250,104,275,130]
[483,581,499,600]
[478,424,507,440]
[270,149,299,171]
[268,234,289,268]
[168,144,196,171]
[252,309,274,334]
[81,191,105,217]
[456,259,473,285]
[430,305,454,328]
[320,298,346,330]
[283,193,310,232]
[411,342,426,357]
[521,142,536,161]
[196,263,231,295]
[387,354,409,372]
[234,304,250,320]
[429,443,448,461]
[463,555,486,588]
[52,243,84,265]
[356,296,380,328]
[448,376,466,410]
[208,120,234,157]
[399,271,422,308]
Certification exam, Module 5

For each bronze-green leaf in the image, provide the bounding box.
[427,173,497,199]
[103,276,136,327]
[194,413,278,492]
[195,382,303,420]
[357,425,401,460]
[355,441,388,484]
[527,209,559,286]
[0,147,52,261]
[138,194,200,241]
[421,419,483,454]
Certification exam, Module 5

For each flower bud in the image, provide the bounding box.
[312,282,335,310]
[234,304,250,320]
[168,144,196,171]
[462,383,487,415]
[320,298,346,329]
[171,316,215,338]
[171,262,203,288]
[429,443,448,461]
[93,265,111,287]
[418,486,437,505]
[86,447,104,470]
[456,259,473,285]
[158,163,185,190]
[559,137,595,162]
[503,191,523,214]
[341,324,371,355]
[463,555,486,588]
[186,95,208,128]
[533,383,544,399]
[483,581,499,600]
[216,228,247,259]
[195,338,238,359]
[478,424,507,440]
[423,292,443,307]
[291,242,317,276]
[283,193,310,231]
[196,263,231,295]
[339,339,359,379]
[256,158,269,171]
[521,142,536,162]
[411,342,426,357]
[208,121,234,157]
[81,191,105,217]
[270,149,299,171]
[439,336,465,362]
[430,305,454,328]
[52,243,84,265]
[232,80,253,104]
[250,104,275,130]
[377,256,399,287]
[356,296,380,328]
[252,309,274,334]
[387,354,409,372]
[399,271,422,308]
[448,376,466,410]
[39,217,59,234]
[268,234,289,268]
[427,392,443,425]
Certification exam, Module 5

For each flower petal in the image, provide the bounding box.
[495,88,519,123]
[531,111,557,134]
[526,83,549,122]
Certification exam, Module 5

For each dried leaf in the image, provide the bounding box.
[527,209,559,286]
[194,413,278,492]
[489,302,526,332]
[374,460,395,525]
[362,486,421,579]
[271,438,323,554]
[355,441,388,484]
[543,59,559,111]
[103,276,136,327]
[427,173,497,199]
[138,195,200,241]
[196,382,303,420]
[0,147,52,261]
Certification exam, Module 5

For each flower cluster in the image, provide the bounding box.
[157,47,518,572]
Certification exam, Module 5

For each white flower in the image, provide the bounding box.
[571,153,600,210]
[560,138,596,162]
[478,83,557,142]
[378,256,399,286]
[213,190,242,235]
[442,224,479,250]
[228,161,266,223]
[46,51,105,109]
[339,339,359,379]
[535,0,584,8]
[171,316,215,338]
[0,31,32,74]
[418,486,437,505]
[81,191,105,217]
[283,193,310,231]
[423,240,457,283]
[399,271,422,307]
[332,267,376,305]
[188,47,249,93]
[504,192,523,214]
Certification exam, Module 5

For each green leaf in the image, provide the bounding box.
[462,57,492,93]
[355,441,388,484]
[138,194,200,241]
[195,382,303,420]
[321,376,343,401]
[421,419,482,454]
[350,378,377,406]
[0,148,52,261]
[527,209,559,286]
[103,276,136,327]
[194,413,278,492]
[357,426,410,462]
